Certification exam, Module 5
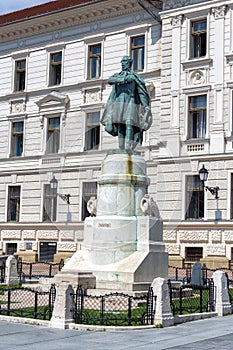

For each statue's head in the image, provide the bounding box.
[121,56,133,70]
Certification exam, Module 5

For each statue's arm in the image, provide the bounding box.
[108,73,125,85]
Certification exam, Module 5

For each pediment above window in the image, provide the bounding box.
[36,91,69,109]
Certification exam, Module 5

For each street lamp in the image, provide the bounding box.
[50,175,71,205]
[198,164,219,199]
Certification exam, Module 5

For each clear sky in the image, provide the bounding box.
[0,0,51,15]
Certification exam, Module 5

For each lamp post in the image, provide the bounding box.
[50,175,71,205]
[198,164,219,199]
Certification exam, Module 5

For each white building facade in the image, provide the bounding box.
[1,0,233,268]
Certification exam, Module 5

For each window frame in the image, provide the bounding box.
[11,120,24,157]
[46,116,61,154]
[185,175,205,220]
[87,43,102,80]
[188,16,209,60]
[14,58,26,92]
[49,51,63,86]
[130,35,145,72]
[187,94,207,140]
[7,185,21,222]
[42,183,57,222]
[84,111,101,151]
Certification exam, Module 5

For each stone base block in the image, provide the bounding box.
[53,252,74,263]
[201,257,229,269]
[168,255,184,268]
[61,249,168,293]
[54,271,96,291]
[154,314,174,328]
[17,252,38,262]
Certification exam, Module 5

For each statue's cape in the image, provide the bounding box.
[101,71,152,137]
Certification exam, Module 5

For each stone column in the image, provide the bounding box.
[5,255,19,286]
[50,283,75,329]
[151,277,174,327]
[213,270,232,316]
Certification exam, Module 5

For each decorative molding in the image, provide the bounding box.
[165,243,180,255]
[211,5,227,19]
[170,15,183,27]
[163,230,177,242]
[22,230,36,240]
[83,88,102,104]
[211,230,222,243]
[206,244,225,256]
[0,1,139,42]
[57,242,77,252]
[1,230,21,240]
[36,230,58,240]
[179,230,209,242]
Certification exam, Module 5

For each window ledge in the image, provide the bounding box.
[182,57,213,69]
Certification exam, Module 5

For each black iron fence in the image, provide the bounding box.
[169,265,233,285]
[71,286,155,326]
[0,283,56,320]
[17,260,64,282]
[168,279,215,315]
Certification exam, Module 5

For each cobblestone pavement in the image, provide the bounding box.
[1,315,233,350]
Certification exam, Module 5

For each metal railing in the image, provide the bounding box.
[17,259,64,282]
[71,286,155,326]
[168,279,215,315]
[0,283,56,320]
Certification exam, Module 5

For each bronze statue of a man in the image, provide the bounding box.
[101,56,152,150]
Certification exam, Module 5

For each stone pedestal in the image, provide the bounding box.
[5,255,20,286]
[58,151,168,294]
[213,270,232,316]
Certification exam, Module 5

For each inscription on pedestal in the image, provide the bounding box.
[98,223,111,228]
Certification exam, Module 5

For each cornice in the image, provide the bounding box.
[0,1,139,42]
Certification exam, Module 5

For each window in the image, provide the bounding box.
[15,59,26,91]
[82,182,97,221]
[88,44,101,79]
[85,112,100,150]
[11,121,24,157]
[7,186,21,222]
[49,52,62,86]
[131,35,145,71]
[185,247,203,262]
[190,19,207,59]
[46,117,60,154]
[188,95,207,139]
[43,184,57,222]
[186,175,204,220]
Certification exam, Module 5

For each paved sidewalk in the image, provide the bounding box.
[0,316,233,349]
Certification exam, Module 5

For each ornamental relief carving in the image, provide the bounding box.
[36,230,58,240]
[22,230,36,240]
[170,15,183,27]
[206,244,225,256]
[165,243,180,255]
[57,242,77,252]
[1,230,21,240]
[9,101,26,114]
[223,231,233,243]
[59,230,75,241]
[83,89,102,104]
[188,70,206,86]
[211,6,227,19]
[211,230,222,243]
[163,230,177,242]
[179,230,208,242]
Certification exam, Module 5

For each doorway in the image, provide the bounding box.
[39,242,57,262]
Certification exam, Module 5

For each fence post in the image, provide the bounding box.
[213,270,232,316]
[50,283,75,329]
[151,277,174,327]
[34,291,38,319]
[29,263,32,280]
